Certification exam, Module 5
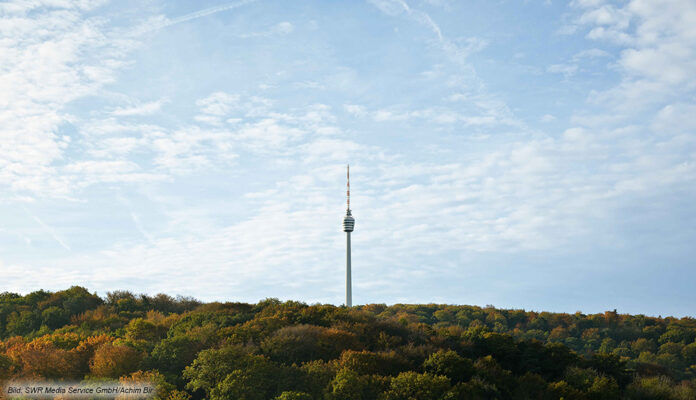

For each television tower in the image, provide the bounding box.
[342,165,355,307]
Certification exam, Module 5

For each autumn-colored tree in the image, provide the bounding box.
[89,343,143,378]
[118,370,176,400]
[6,339,80,379]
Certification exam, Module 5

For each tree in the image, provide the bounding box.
[384,371,451,400]
[118,370,176,400]
[587,353,630,388]
[449,376,500,400]
[184,344,282,399]
[326,368,384,400]
[511,372,550,399]
[625,376,675,400]
[587,375,620,400]
[57,286,103,316]
[89,343,143,378]
[682,342,696,365]
[261,325,361,364]
[6,339,80,379]
[41,307,69,330]
[423,350,474,384]
[338,350,410,377]
[472,356,516,397]
[126,318,166,342]
[148,335,205,377]
[275,391,312,400]
[548,380,586,400]
[0,353,14,379]
[299,360,337,399]
[6,310,39,336]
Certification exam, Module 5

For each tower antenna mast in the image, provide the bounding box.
[347,165,350,211]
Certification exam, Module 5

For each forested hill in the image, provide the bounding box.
[0,287,694,399]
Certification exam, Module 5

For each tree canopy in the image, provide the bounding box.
[0,287,694,399]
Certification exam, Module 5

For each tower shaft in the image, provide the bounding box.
[346,231,352,307]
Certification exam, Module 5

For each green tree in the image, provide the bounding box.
[384,371,451,400]
[275,392,312,400]
[148,335,205,377]
[6,310,39,336]
[625,376,674,400]
[423,350,474,384]
[41,306,69,330]
[184,344,282,399]
[588,375,620,400]
[326,368,384,400]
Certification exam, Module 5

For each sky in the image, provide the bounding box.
[1,0,695,317]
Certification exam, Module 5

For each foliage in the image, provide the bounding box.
[0,287,694,399]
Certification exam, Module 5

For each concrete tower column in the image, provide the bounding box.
[346,230,352,307]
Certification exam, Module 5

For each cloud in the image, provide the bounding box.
[110,99,166,116]
[343,104,368,117]
[570,0,696,111]
[368,100,519,127]
[573,48,610,60]
[546,48,610,80]
[547,63,579,78]
[74,92,346,177]
[236,21,295,38]
[196,92,240,116]
[0,1,140,199]
[63,160,166,186]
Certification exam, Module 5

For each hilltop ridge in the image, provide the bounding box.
[1,287,694,399]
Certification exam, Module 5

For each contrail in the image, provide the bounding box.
[137,0,259,34]
[130,212,156,245]
[30,215,72,251]
[396,0,442,41]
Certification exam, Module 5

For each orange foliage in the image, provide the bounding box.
[5,339,80,379]
[89,343,143,378]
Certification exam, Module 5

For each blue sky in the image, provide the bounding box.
[1,0,695,317]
